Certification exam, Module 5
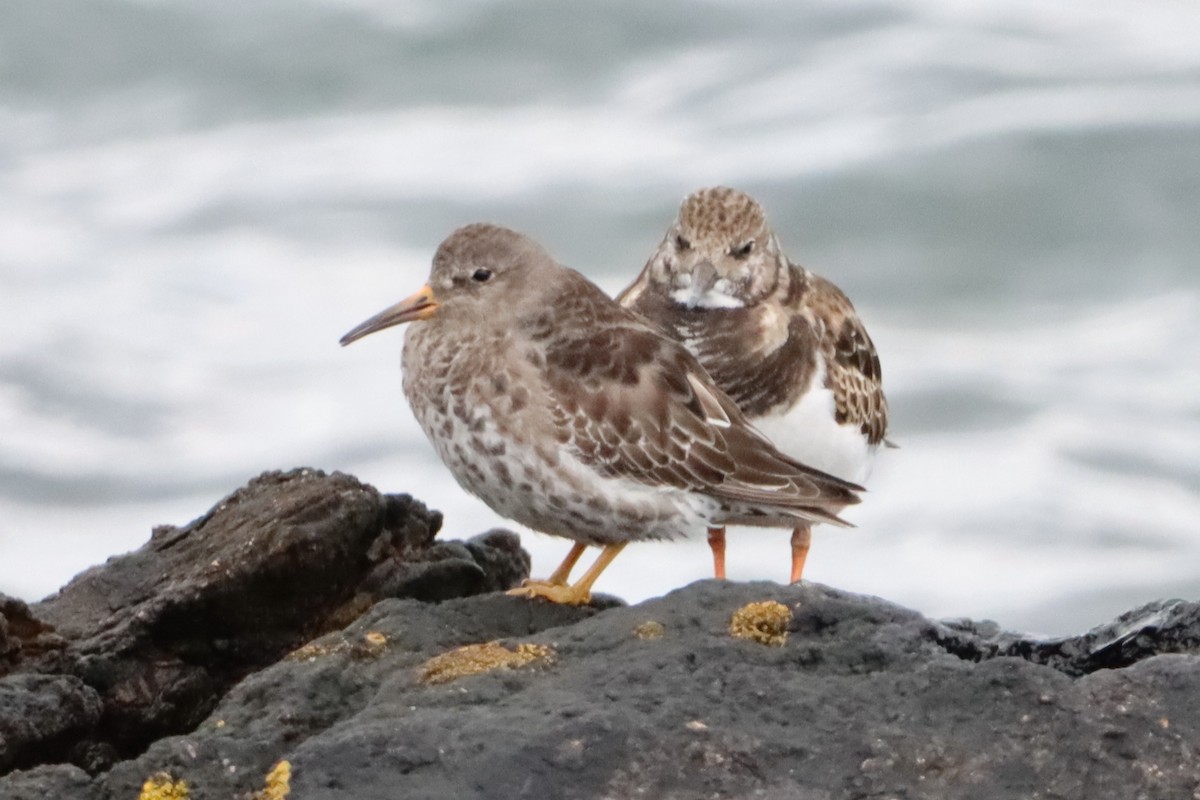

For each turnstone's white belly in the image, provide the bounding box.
[751,357,875,486]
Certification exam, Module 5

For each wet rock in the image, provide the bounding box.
[939,597,1200,676]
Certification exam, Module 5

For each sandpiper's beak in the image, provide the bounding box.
[339,284,440,346]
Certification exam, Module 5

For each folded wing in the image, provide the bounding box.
[532,272,863,527]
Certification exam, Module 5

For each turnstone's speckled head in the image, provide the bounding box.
[644,187,788,309]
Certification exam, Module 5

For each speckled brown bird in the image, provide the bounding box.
[619,187,889,583]
[341,222,863,604]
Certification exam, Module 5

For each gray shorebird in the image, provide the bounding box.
[341,223,862,604]
[618,187,889,584]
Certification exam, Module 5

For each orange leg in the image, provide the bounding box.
[707,526,727,580]
[789,525,812,583]
[507,543,627,605]
[545,541,587,585]
[509,541,587,595]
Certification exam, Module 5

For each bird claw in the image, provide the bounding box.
[506,580,592,605]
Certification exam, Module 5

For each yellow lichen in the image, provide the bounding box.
[138,773,189,800]
[633,620,665,640]
[254,760,292,800]
[287,631,389,662]
[355,631,389,658]
[729,600,792,647]
[419,641,555,685]
[286,640,341,661]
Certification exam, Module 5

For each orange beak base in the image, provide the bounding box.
[340,284,439,346]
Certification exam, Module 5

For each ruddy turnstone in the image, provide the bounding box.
[618,187,889,583]
[341,222,863,604]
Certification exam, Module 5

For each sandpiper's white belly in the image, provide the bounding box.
[751,358,876,485]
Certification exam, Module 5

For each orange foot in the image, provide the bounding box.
[506,542,628,606]
[506,581,593,605]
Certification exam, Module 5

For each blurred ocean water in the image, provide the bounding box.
[1,0,1197,635]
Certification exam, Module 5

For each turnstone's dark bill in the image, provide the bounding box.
[341,223,863,604]
[618,187,890,583]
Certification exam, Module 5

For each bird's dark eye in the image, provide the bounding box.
[471,268,493,283]
[731,241,754,259]
[675,234,691,251]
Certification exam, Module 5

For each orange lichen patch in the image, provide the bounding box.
[254,760,292,800]
[286,631,389,662]
[138,773,189,800]
[729,600,792,647]
[286,640,341,661]
[633,620,665,640]
[419,641,555,685]
[356,631,389,658]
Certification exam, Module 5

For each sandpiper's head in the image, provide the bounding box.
[340,223,553,346]
[644,187,787,309]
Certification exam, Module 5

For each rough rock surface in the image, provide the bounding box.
[0,468,529,776]
[0,674,103,773]
[2,473,1198,799]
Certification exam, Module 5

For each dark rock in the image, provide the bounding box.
[4,579,1197,799]
[0,674,103,772]
[465,529,534,593]
[0,764,93,800]
[936,597,1200,676]
[3,473,1198,798]
[1,468,529,775]
[360,528,534,602]
[0,594,64,671]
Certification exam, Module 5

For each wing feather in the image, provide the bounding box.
[803,272,890,445]
[532,271,861,527]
